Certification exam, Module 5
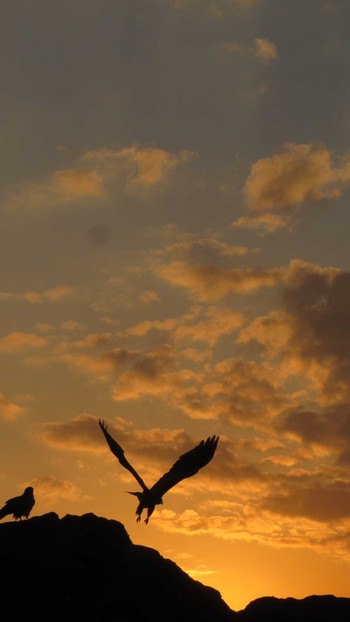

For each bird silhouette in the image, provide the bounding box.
[0,486,35,521]
[98,419,219,524]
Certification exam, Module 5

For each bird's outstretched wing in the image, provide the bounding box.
[150,435,219,499]
[98,419,148,492]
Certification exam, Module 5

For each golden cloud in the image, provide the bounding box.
[58,347,133,381]
[232,214,288,234]
[0,285,76,304]
[5,143,194,210]
[0,331,48,353]
[81,144,195,191]
[165,236,252,262]
[254,38,277,62]
[239,259,350,401]
[155,261,282,300]
[31,475,88,501]
[53,168,104,198]
[41,413,101,452]
[174,306,244,345]
[126,305,244,346]
[0,392,26,421]
[243,143,350,213]
[152,505,350,558]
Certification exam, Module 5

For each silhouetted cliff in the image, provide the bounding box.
[1,512,349,622]
[0,512,234,622]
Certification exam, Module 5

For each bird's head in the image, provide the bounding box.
[24,487,34,494]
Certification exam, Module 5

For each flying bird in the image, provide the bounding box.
[98,419,219,524]
[0,486,35,521]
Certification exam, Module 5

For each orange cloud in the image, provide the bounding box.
[0,331,48,353]
[58,347,133,381]
[53,168,104,198]
[111,348,197,403]
[165,236,252,262]
[174,306,244,345]
[232,214,288,234]
[31,475,88,501]
[41,413,101,452]
[81,144,195,191]
[243,143,350,213]
[254,38,277,62]
[155,261,282,300]
[0,286,76,304]
[0,393,26,421]
[5,144,194,210]
[126,305,244,346]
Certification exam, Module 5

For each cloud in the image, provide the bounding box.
[152,502,350,556]
[5,169,104,211]
[174,306,244,345]
[0,331,48,353]
[278,405,350,455]
[57,347,134,381]
[31,475,88,501]
[262,478,350,522]
[243,143,350,215]
[221,41,241,53]
[81,144,195,191]
[111,346,198,402]
[240,259,350,400]
[138,290,160,305]
[155,261,282,300]
[0,286,76,303]
[126,305,244,346]
[164,236,252,262]
[53,168,104,197]
[71,333,113,349]
[204,357,295,425]
[4,144,194,210]
[41,413,102,452]
[237,259,350,461]
[254,38,277,63]
[232,214,288,234]
[0,393,26,421]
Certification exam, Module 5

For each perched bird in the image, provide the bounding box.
[98,419,219,524]
[0,486,35,521]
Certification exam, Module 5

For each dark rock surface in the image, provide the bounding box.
[0,512,234,621]
[235,594,350,622]
[1,512,350,622]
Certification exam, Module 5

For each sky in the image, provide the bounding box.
[1,0,350,611]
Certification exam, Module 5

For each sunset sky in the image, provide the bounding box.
[2,0,350,611]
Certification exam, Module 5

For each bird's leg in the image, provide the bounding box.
[136,515,141,523]
[144,506,155,524]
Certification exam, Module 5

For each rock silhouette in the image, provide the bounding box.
[1,512,349,622]
[0,486,35,520]
[99,419,219,523]
[0,512,233,622]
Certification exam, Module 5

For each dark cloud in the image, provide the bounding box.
[263,479,350,522]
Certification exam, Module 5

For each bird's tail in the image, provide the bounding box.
[125,491,142,500]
